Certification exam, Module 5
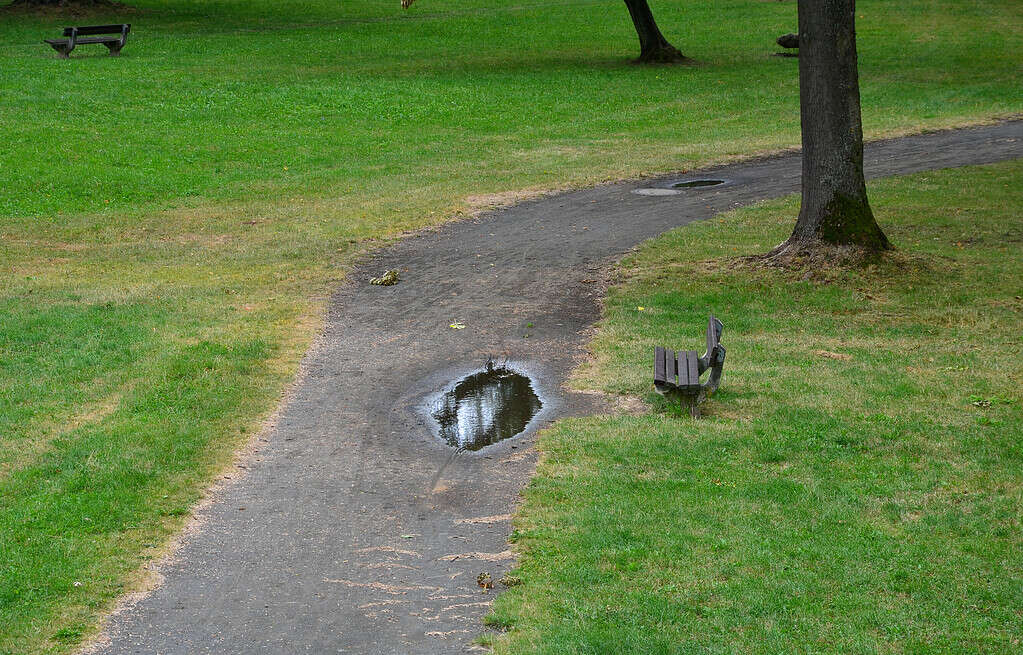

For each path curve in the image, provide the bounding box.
[93,122,1023,654]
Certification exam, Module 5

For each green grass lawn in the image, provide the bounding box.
[488,160,1023,654]
[1,0,1021,652]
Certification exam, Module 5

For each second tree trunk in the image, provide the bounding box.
[623,0,688,63]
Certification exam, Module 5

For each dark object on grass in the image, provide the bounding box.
[653,315,725,417]
[45,24,130,59]
[777,32,799,49]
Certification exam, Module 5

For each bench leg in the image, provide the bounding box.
[103,43,123,56]
[666,390,700,418]
[48,43,71,58]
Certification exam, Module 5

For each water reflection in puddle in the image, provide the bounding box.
[433,365,542,451]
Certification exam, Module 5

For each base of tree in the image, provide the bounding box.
[729,245,937,287]
[744,238,894,276]
[2,0,135,16]
[635,44,692,64]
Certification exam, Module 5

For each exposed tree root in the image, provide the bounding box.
[743,239,891,272]
[635,45,693,65]
[725,240,946,286]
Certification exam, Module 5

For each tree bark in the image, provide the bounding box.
[623,0,689,64]
[775,0,890,254]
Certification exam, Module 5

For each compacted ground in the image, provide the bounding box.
[89,122,1022,654]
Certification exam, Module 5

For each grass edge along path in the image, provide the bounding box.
[487,160,1023,654]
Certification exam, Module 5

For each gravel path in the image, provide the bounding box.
[91,121,1022,654]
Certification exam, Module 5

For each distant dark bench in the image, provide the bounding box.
[45,24,130,59]
[654,315,726,416]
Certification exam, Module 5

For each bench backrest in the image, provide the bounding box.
[62,24,130,37]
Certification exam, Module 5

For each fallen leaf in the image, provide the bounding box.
[476,572,493,590]
[370,269,400,286]
[450,322,466,330]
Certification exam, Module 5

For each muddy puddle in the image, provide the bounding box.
[433,365,542,451]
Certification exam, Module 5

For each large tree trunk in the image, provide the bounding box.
[774,0,890,255]
[623,0,689,64]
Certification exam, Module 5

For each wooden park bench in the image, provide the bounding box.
[654,315,726,416]
[45,24,131,59]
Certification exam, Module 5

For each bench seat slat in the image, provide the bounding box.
[47,36,121,45]
[665,348,676,387]
[654,346,666,385]
[685,350,700,391]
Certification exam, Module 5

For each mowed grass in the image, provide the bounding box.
[487,161,1023,654]
[0,0,1021,652]
[2,0,1021,220]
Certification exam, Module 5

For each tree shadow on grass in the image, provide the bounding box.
[1,0,138,18]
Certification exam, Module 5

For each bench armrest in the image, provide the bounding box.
[703,345,725,394]
[698,315,723,374]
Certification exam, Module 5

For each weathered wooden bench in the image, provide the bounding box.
[45,24,130,59]
[654,315,726,416]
